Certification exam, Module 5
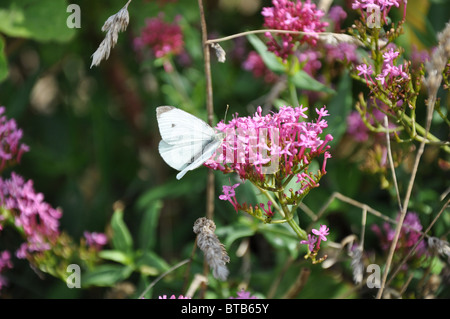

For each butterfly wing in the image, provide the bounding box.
[156,106,224,179]
[156,106,216,145]
[175,135,224,180]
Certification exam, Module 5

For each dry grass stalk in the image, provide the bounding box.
[193,217,230,281]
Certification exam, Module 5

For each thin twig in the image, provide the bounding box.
[198,0,215,298]
[384,116,402,213]
[385,198,450,289]
[376,68,436,301]
[138,258,190,299]
[205,29,362,46]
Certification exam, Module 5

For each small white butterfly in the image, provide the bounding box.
[156,106,225,180]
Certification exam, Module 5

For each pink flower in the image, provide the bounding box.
[205,106,332,182]
[230,289,258,299]
[134,13,184,59]
[158,294,191,299]
[300,234,317,251]
[312,224,329,241]
[0,173,62,259]
[0,251,13,272]
[84,231,108,250]
[371,212,428,258]
[219,183,240,212]
[262,0,328,61]
[0,107,29,172]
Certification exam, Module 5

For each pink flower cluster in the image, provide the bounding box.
[0,173,62,259]
[158,294,191,299]
[356,48,409,95]
[134,14,184,59]
[262,0,328,60]
[84,231,108,250]
[352,0,408,26]
[229,289,258,299]
[371,212,428,258]
[205,106,333,182]
[0,107,29,171]
[300,224,330,252]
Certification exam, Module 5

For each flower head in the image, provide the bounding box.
[0,107,29,172]
[0,172,62,258]
[134,13,184,59]
[84,231,108,250]
[300,234,317,252]
[230,289,258,299]
[262,0,328,60]
[312,224,330,241]
[158,294,191,299]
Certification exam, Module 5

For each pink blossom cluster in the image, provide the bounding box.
[300,224,330,252]
[229,289,258,299]
[84,231,108,250]
[0,173,62,259]
[158,294,191,299]
[134,14,184,59]
[352,0,405,11]
[352,0,407,25]
[356,48,409,92]
[371,212,428,258]
[0,107,29,172]
[262,0,328,61]
[205,106,333,183]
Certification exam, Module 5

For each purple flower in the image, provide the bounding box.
[134,13,184,59]
[262,0,328,60]
[0,107,29,171]
[0,172,62,258]
[0,251,13,272]
[84,231,108,250]
[300,234,318,252]
[371,212,428,259]
[312,224,330,241]
[205,106,332,181]
[158,294,191,299]
[219,183,240,212]
[230,289,257,299]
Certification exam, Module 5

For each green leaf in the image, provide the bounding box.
[247,33,285,73]
[111,208,133,254]
[82,264,133,287]
[0,0,76,42]
[259,223,299,258]
[98,250,132,265]
[138,200,163,251]
[291,70,335,94]
[0,37,7,82]
[326,71,352,148]
[135,251,171,276]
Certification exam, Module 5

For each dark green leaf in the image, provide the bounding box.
[291,71,335,94]
[0,0,76,42]
[98,250,132,265]
[247,33,285,73]
[111,208,133,254]
[0,37,7,82]
[326,71,352,148]
[138,199,162,251]
[82,264,133,287]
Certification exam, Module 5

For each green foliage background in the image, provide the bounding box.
[0,0,448,298]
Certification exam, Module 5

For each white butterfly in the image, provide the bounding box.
[156,106,225,180]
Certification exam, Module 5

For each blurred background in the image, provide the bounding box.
[0,0,448,298]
